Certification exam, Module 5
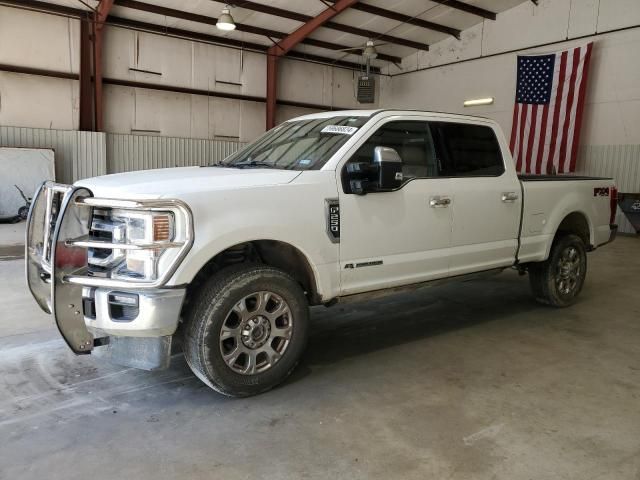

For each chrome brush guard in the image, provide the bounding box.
[26,182,95,353]
[26,182,193,356]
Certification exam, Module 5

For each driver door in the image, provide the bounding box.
[337,118,453,296]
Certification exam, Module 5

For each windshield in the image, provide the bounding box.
[220,116,369,170]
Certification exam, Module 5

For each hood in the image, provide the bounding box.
[75,166,302,199]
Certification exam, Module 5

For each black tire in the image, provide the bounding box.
[183,264,309,397]
[18,206,29,220]
[528,234,587,307]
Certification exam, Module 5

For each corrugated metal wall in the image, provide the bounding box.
[0,126,106,183]
[576,144,640,234]
[106,134,245,174]
[1,127,245,183]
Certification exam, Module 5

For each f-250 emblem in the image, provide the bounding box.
[326,199,340,243]
[593,187,610,197]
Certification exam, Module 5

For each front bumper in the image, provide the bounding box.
[25,182,191,368]
[83,287,185,337]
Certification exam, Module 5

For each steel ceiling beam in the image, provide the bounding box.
[79,16,93,130]
[266,0,360,130]
[325,0,461,38]
[113,0,401,63]
[269,0,360,54]
[0,63,353,111]
[107,16,379,71]
[429,0,496,20]
[94,0,115,131]
[234,0,429,51]
[0,0,378,72]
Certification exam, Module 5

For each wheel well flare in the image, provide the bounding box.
[187,240,320,305]
[556,212,591,248]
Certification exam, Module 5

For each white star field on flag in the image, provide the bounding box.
[516,54,554,104]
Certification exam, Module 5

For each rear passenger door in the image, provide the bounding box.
[430,121,522,275]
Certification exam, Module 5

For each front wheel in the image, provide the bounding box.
[183,264,309,397]
[528,234,587,307]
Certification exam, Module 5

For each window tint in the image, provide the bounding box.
[348,121,439,180]
[431,122,504,177]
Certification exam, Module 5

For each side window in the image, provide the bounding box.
[431,123,504,177]
[344,121,439,192]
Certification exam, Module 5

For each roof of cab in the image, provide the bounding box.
[288,109,496,124]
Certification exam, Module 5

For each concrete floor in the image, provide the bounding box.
[0,221,25,260]
[1,236,639,480]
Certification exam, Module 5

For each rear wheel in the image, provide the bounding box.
[183,264,309,397]
[529,234,587,307]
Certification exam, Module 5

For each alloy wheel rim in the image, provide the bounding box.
[555,246,582,295]
[219,291,293,375]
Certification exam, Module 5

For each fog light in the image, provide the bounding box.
[108,292,139,322]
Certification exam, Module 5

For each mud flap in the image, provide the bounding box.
[92,336,173,371]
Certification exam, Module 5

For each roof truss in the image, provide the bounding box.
[325,0,462,38]
[429,0,496,20]
[114,0,402,63]
[234,0,429,51]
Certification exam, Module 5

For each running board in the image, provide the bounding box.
[332,268,505,305]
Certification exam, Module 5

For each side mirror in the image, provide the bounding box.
[347,146,404,195]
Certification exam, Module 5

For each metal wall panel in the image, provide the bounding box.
[0,126,106,183]
[576,144,640,234]
[106,133,245,174]
[72,130,107,182]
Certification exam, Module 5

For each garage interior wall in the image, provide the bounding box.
[379,0,640,231]
[0,4,373,141]
[1,1,638,231]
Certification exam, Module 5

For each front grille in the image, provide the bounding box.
[87,209,125,275]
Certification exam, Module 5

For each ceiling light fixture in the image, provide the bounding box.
[216,5,236,31]
[362,40,378,60]
[463,97,494,107]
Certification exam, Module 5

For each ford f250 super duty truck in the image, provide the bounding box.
[26,110,618,397]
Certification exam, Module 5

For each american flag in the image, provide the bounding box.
[509,42,594,174]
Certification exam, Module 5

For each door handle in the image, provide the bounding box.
[501,192,519,202]
[430,196,451,208]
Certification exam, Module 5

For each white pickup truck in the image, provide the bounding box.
[26,109,618,397]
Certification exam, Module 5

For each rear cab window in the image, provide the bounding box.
[430,122,505,177]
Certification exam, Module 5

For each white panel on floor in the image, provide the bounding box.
[0,148,55,218]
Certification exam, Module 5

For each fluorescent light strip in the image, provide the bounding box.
[464,97,494,107]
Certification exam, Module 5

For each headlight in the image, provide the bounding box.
[88,207,190,283]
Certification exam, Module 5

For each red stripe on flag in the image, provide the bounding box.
[518,104,528,173]
[525,104,538,173]
[534,104,550,174]
[512,104,523,172]
[558,47,581,172]
[510,104,519,156]
[547,51,568,174]
[569,43,594,172]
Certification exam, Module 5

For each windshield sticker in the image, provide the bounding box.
[298,159,312,166]
[321,125,359,135]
